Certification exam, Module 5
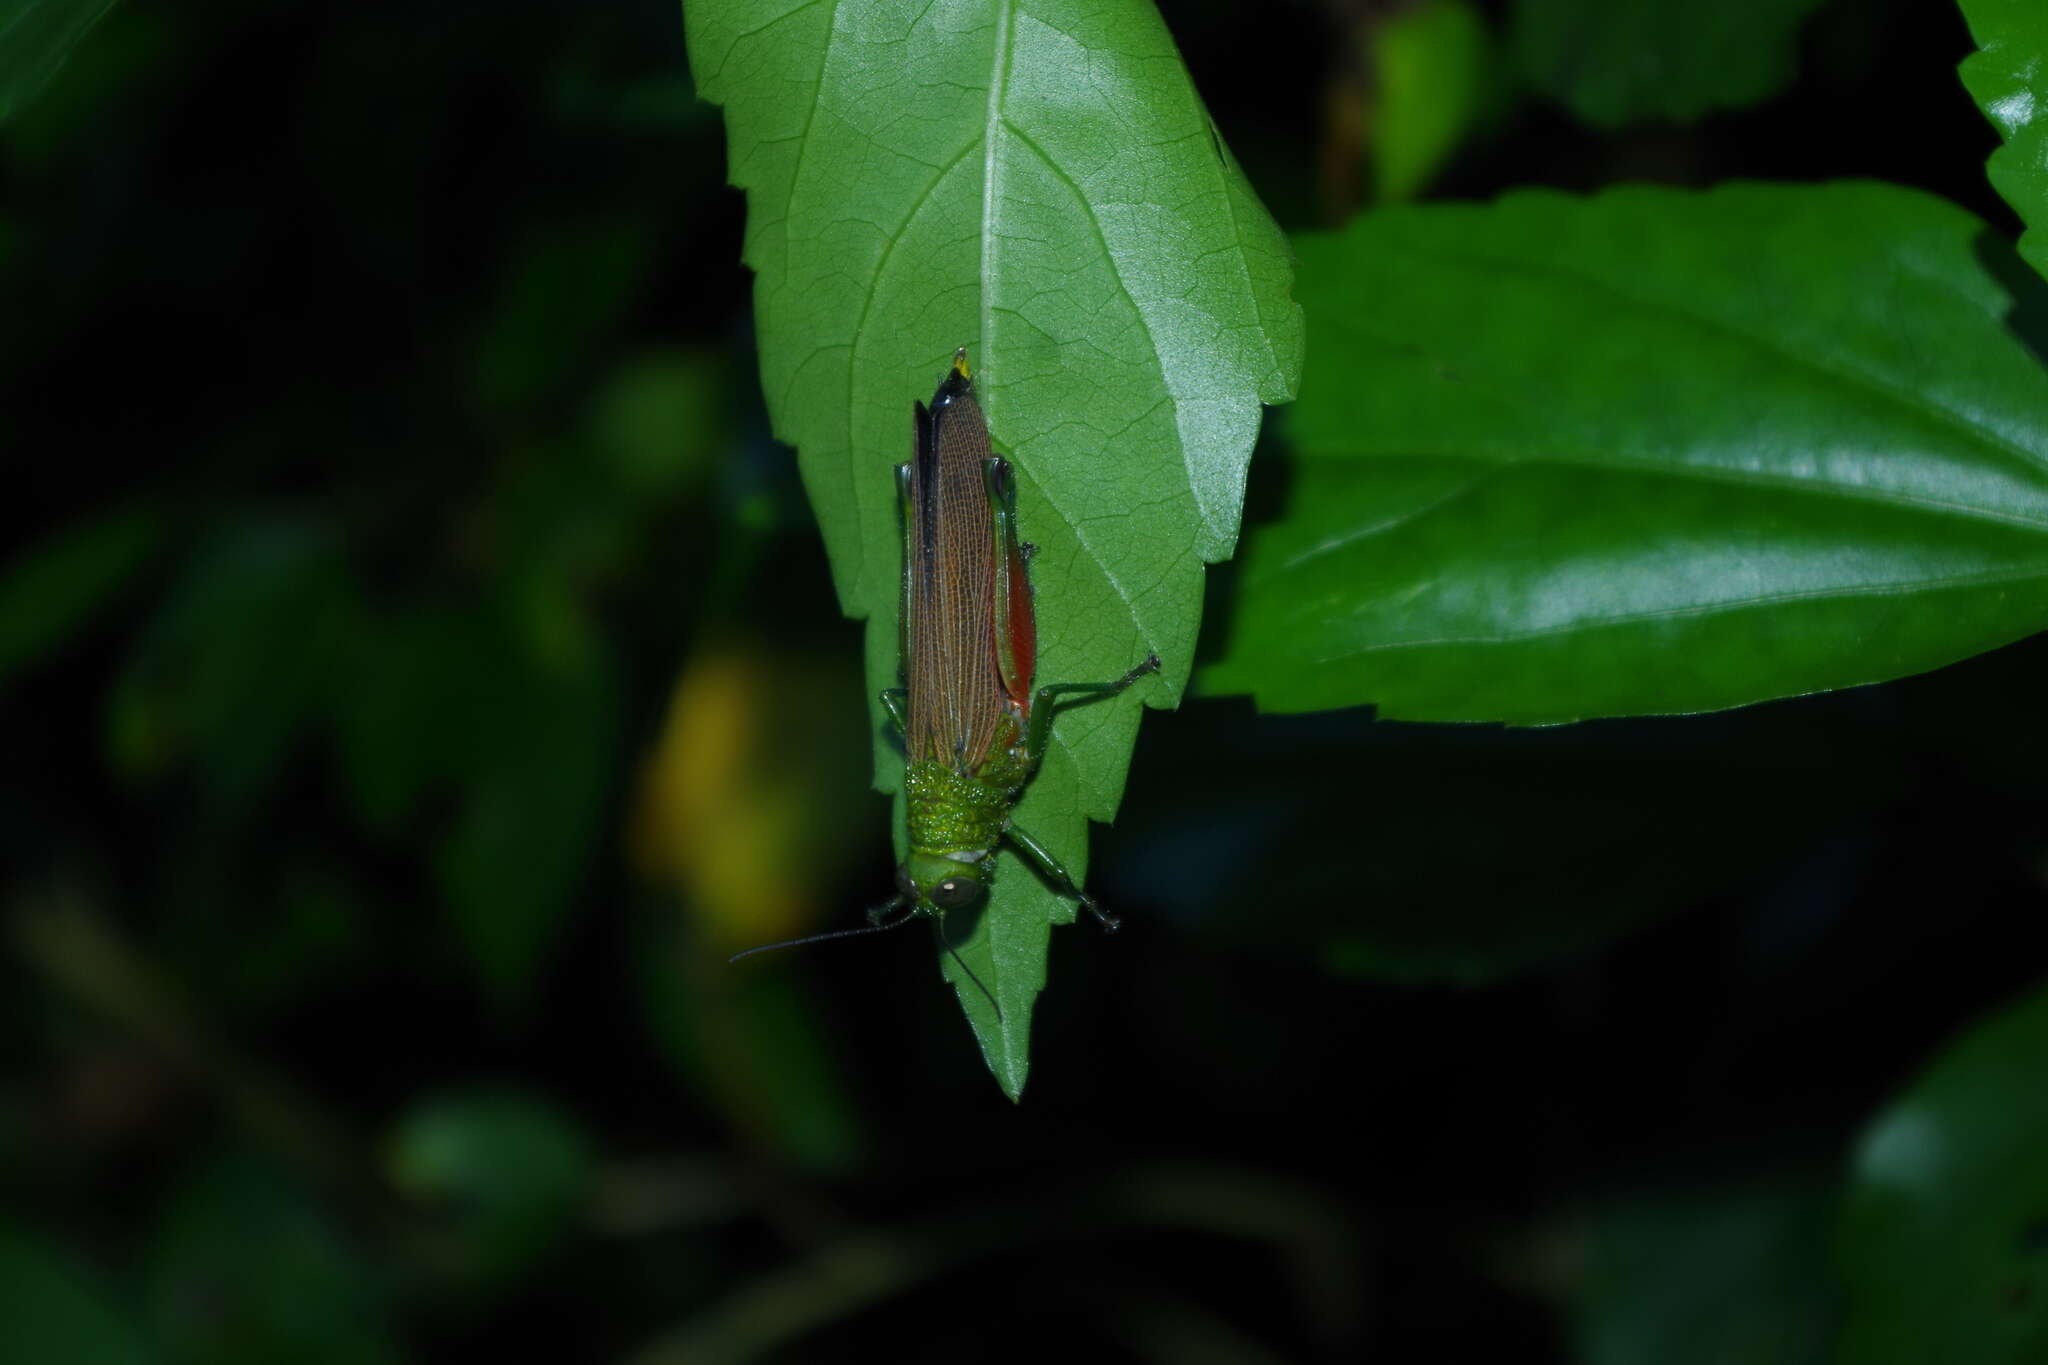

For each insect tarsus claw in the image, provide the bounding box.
[1080,897,1122,933]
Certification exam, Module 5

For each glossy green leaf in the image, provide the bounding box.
[0,0,120,123]
[1510,0,1825,127]
[688,0,1302,1096]
[1202,182,2048,725]
[1958,0,2048,284]
[1371,0,1492,204]
[0,1224,152,1365]
[1838,981,2048,1363]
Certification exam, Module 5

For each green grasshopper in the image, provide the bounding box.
[879,348,1159,944]
[731,350,1157,973]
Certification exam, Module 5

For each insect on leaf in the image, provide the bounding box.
[686,0,1303,1097]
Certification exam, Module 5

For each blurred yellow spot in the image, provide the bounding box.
[630,643,837,948]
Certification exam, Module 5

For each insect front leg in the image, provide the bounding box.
[879,687,909,738]
[1022,654,1162,768]
[1006,822,1120,932]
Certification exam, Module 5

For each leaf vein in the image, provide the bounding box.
[1396,241,2048,483]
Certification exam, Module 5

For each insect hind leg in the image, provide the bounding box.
[1006,822,1120,932]
[1022,653,1161,767]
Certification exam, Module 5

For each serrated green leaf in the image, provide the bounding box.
[1510,0,1825,127]
[1958,0,2048,285]
[687,0,1302,1096]
[1201,182,2048,726]
[1838,980,2048,1363]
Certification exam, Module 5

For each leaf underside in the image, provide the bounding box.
[1201,181,2048,726]
[686,0,1302,1096]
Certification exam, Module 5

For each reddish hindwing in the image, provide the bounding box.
[1004,533,1036,713]
[904,370,1006,774]
[986,454,1037,716]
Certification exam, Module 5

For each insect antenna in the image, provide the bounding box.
[934,916,1003,1022]
[727,901,916,964]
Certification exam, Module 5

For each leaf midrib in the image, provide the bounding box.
[979,0,1015,370]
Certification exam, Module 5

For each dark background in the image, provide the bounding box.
[4,0,2044,1359]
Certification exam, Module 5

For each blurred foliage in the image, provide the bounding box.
[145,1151,405,1365]
[1370,0,1498,204]
[0,1223,151,1365]
[1510,0,1829,126]
[1,0,2046,1361]
[1113,694,1911,984]
[387,1089,593,1290]
[1573,1171,1838,1365]
[0,505,163,689]
[1837,982,2048,1363]
[0,0,121,124]
[630,639,869,952]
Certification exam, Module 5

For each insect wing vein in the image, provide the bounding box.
[905,371,1004,773]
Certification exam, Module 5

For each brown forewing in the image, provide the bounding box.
[906,385,1006,773]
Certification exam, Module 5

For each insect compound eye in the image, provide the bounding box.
[929,876,988,912]
[895,869,919,903]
